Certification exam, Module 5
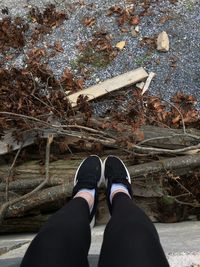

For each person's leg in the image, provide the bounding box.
[98,192,169,267]
[20,155,103,267]
[20,197,91,267]
[98,155,169,267]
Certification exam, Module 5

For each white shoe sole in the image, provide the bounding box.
[102,155,131,186]
[73,155,104,229]
[73,155,104,187]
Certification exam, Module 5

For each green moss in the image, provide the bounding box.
[69,59,82,70]
[77,45,113,69]
[162,195,175,205]
[134,54,151,66]
[185,0,195,11]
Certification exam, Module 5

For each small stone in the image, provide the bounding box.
[196,13,200,20]
[131,28,138,37]
[116,41,126,50]
[135,26,140,33]
[157,31,169,52]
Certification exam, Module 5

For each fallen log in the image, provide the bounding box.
[1,124,200,155]
[0,214,51,233]
[0,178,63,195]
[1,154,200,187]
[3,177,163,219]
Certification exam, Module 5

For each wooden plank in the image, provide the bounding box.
[68,67,148,107]
[142,72,156,95]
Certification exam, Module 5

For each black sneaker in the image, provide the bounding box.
[72,155,103,222]
[103,155,133,214]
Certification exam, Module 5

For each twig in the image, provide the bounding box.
[5,146,22,202]
[45,134,54,181]
[0,134,54,223]
[133,142,200,154]
[173,178,193,197]
[147,96,186,134]
[60,124,109,135]
[1,111,200,155]
[30,72,37,95]
[164,99,186,134]
[172,197,200,207]
[173,193,191,198]
[137,133,200,146]
[0,112,51,126]
[0,112,115,142]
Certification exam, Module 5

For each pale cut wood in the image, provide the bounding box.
[68,67,148,107]
[142,72,156,95]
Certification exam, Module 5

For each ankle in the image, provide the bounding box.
[74,191,94,210]
[111,189,131,202]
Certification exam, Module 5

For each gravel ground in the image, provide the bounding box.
[0,0,200,114]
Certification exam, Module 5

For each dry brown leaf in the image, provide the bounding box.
[172,115,181,124]
[82,17,96,27]
[129,16,140,25]
[54,41,64,52]
[159,15,173,24]
[107,6,123,16]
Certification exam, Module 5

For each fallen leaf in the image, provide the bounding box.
[172,115,181,124]
[107,6,123,16]
[82,17,96,27]
[159,15,173,24]
[54,41,64,52]
[129,16,140,25]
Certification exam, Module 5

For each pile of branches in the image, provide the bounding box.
[0,83,200,231]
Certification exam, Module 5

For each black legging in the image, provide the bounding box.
[20,193,170,267]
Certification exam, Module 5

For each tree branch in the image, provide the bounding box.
[0,134,53,223]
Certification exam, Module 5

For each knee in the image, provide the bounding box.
[115,219,159,241]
